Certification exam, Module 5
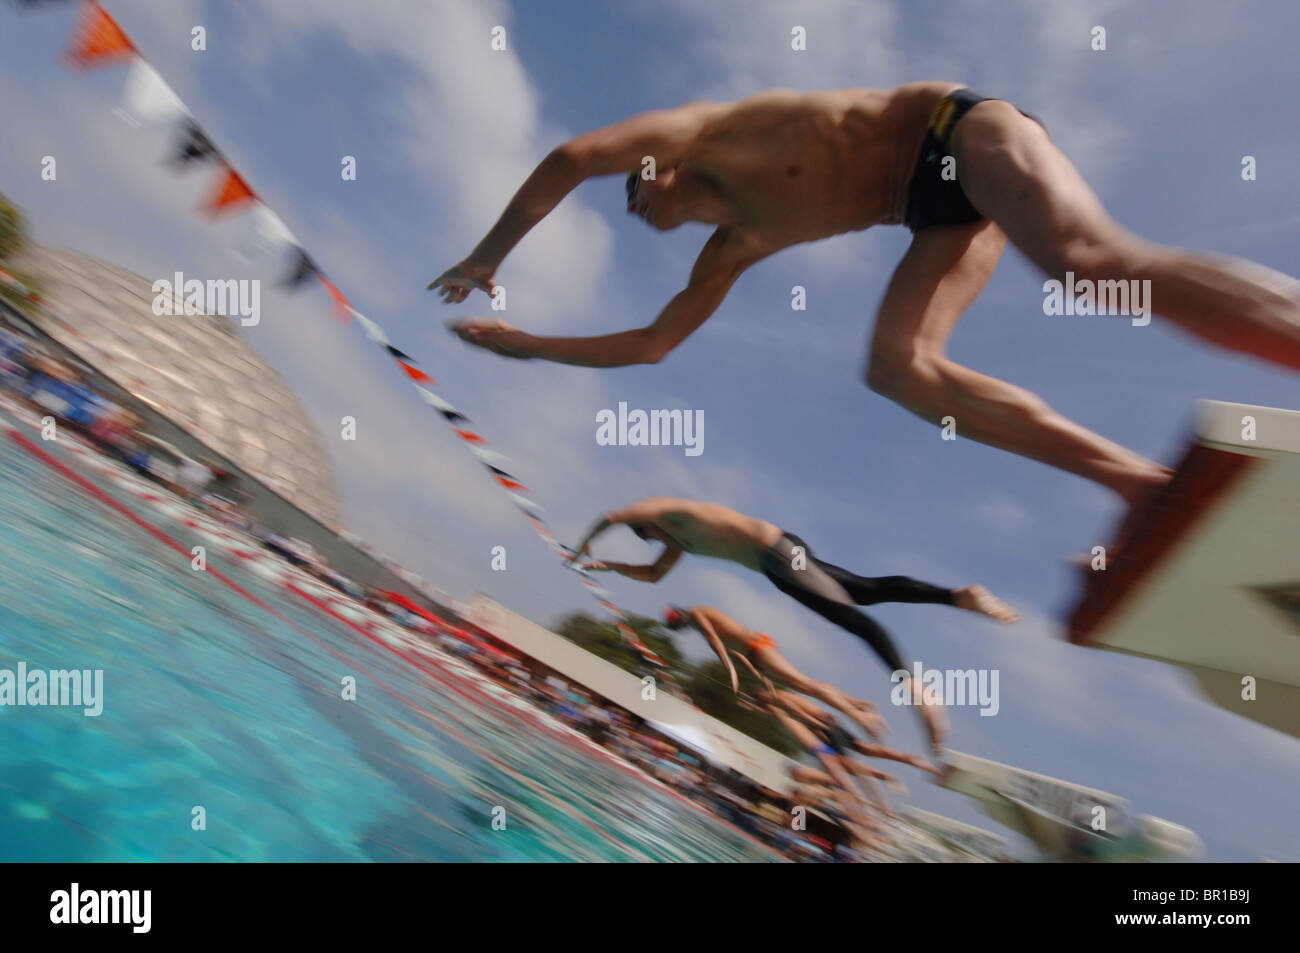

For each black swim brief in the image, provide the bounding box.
[903,88,1044,232]
[821,722,857,757]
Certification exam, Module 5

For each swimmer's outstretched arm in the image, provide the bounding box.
[689,607,738,693]
[450,228,767,365]
[432,106,712,303]
[570,514,615,561]
[588,546,683,583]
[570,503,655,559]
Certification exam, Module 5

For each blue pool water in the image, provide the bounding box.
[0,410,779,862]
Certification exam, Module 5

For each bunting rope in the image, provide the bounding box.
[41,0,682,690]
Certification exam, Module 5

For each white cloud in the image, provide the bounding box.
[238,0,614,326]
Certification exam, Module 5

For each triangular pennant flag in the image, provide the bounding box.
[316,274,353,324]
[281,248,319,289]
[122,59,189,125]
[231,203,299,265]
[397,360,433,384]
[466,444,508,467]
[65,1,136,70]
[201,162,257,215]
[505,491,543,516]
[495,474,528,492]
[353,312,389,346]
[414,386,461,416]
[453,428,486,445]
[384,344,414,362]
[250,204,297,248]
[171,119,219,167]
[436,407,469,424]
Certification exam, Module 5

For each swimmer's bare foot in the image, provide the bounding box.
[906,754,945,777]
[916,695,949,755]
[954,584,1020,624]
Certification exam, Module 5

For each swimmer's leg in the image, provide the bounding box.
[802,552,1019,624]
[867,218,1171,504]
[790,764,834,785]
[852,741,945,777]
[756,644,886,738]
[812,559,956,607]
[766,572,948,751]
[845,758,908,798]
[955,100,1300,372]
[819,753,885,842]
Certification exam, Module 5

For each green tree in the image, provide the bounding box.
[550,611,800,755]
[679,659,800,755]
[0,191,42,312]
[552,610,685,672]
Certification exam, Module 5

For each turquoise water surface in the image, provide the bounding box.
[0,408,778,862]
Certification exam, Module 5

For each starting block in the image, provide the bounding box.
[1068,400,1300,740]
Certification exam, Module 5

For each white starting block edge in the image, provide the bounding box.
[938,749,1202,860]
[1197,399,1300,455]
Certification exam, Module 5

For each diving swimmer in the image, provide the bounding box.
[569,496,1018,749]
[434,83,1300,509]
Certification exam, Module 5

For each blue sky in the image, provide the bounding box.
[2,0,1297,859]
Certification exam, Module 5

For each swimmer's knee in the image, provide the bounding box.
[865,348,943,405]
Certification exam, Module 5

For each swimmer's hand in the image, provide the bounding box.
[429,259,497,304]
[579,560,612,572]
[446,319,535,360]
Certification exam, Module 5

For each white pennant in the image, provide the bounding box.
[466,443,509,467]
[415,386,455,413]
[354,312,390,346]
[504,490,543,515]
[122,60,190,125]
[231,203,299,265]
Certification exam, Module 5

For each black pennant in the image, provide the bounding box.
[281,248,319,289]
[384,344,413,361]
[172,119,219,167]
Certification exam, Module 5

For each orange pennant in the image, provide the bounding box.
[65,2,137,71]
[202,163,258,216]
[453,429,485,445]
[316,275,354,324]
[397,360,434,384]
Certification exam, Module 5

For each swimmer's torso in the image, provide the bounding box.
[685,82,964,244]
[653,502,782,571]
